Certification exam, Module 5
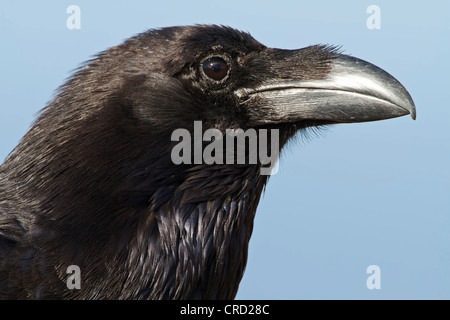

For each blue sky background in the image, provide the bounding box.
[0,1,449,299]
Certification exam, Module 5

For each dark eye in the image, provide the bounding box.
[202,57,229,81]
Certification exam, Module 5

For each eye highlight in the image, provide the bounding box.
[202,57,229,81]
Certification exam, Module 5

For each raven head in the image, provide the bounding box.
[113,25,415,136]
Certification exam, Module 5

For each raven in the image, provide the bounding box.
[0,25,415,299]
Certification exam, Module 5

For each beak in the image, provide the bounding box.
[237,51,416,125]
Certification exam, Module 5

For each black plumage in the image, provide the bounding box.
[0,25,415,299]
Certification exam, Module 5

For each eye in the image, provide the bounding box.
[202,57,229,81]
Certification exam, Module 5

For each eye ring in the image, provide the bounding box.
[201,56,230,82]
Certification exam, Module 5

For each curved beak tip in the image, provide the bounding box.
[400,94,416,120]
[410,105,417,120]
